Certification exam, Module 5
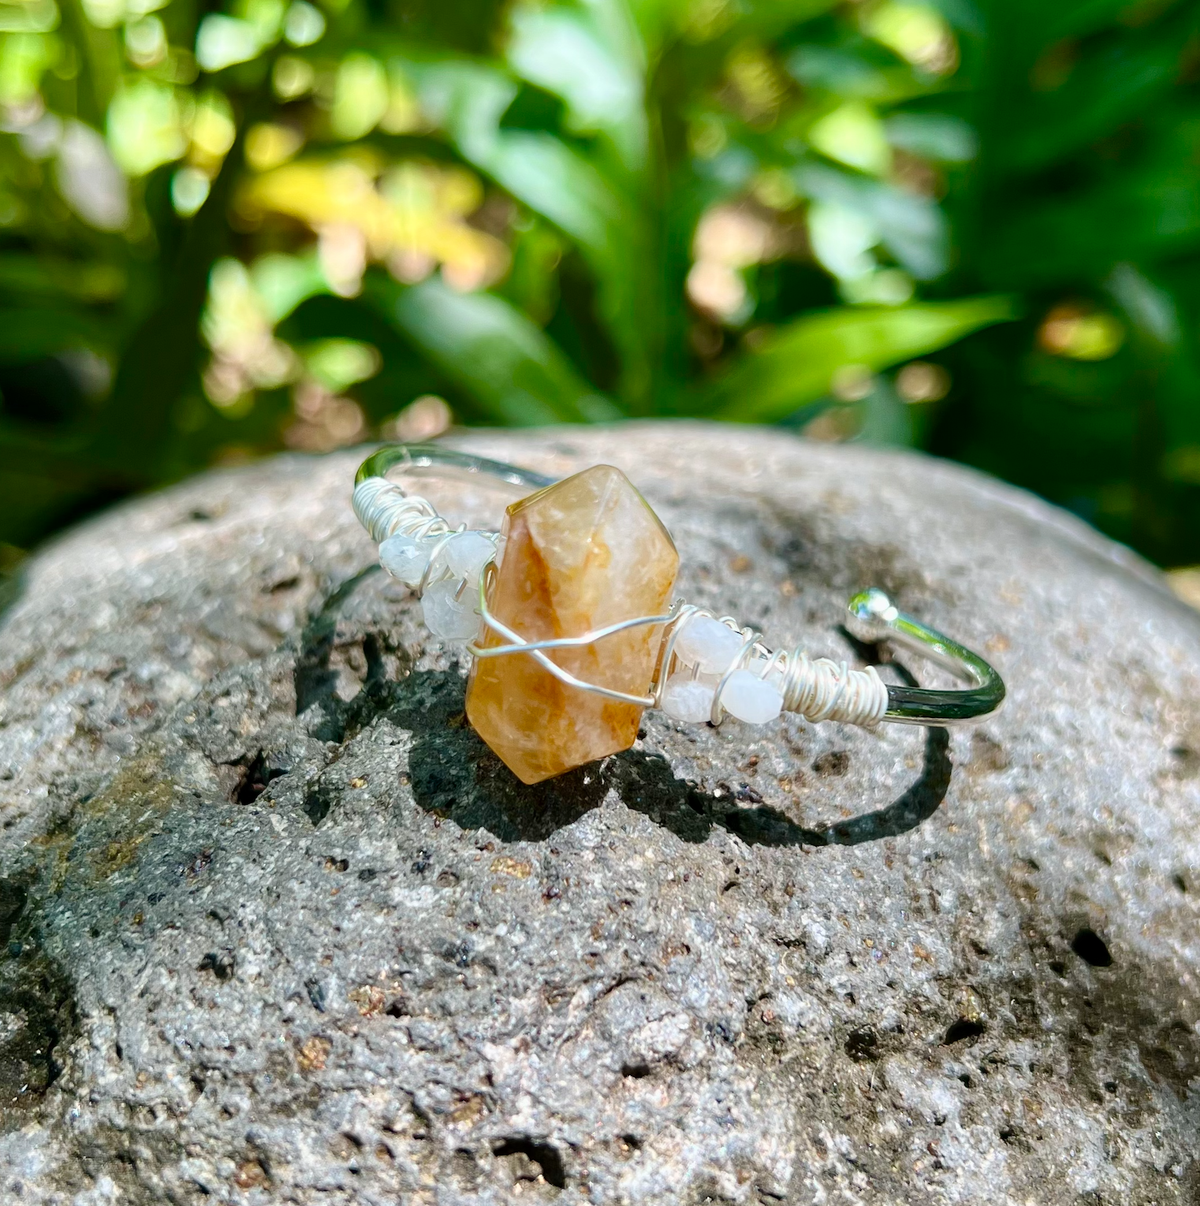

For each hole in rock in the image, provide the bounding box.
[844,1027,878,1061]
[620,1061,651,1079]
[444,940,471,968]
[943,1018,986,1045]
[492,1138,566,1188]
[304,782,335,826]
[234,752,285,804]
[812,750,850,777]
[620,1134,642,1151]
[1172,873,1188,893]
[197,951,235,981]
[1071,928,1113,967]
[0,877,27,945]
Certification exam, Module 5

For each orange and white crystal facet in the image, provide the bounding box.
[465,465,679,784]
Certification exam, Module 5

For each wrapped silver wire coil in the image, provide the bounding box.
[655,606,889,728]
[352,476,453,546]
[352,476,494,598]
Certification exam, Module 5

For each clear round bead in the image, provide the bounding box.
[674,615,744,674]
[379,533,430,586]
[422,579,479,640]
[661,674,715,723]
[443,531,496,581]
[720,669,783,725]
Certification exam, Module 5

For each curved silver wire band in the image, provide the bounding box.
[357,443,1006,728]
[845,589,1005,725]
[356,443,555,493]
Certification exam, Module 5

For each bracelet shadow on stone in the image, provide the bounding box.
[294,568,951,847]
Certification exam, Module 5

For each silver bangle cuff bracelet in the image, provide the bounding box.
[352,443,1005,786]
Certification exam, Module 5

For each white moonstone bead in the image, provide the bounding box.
[720,669,783,725]
[661,673,716,723]
[379,533,430,586]
[674,615,744,674]
[422,579,479,640]
[443,531,496,581]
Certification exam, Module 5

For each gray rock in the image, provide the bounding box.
[0,422,1198,1205]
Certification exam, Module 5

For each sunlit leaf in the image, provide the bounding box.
[705,297,1017,422]
[808,102,891,176]
[799,163,947,280]
[196,14,267,72]
[787,44,927,103]
[106,78,185,176]
[283,0,324,47]
[413,60,617,249]
[0,0,58,34]
[884,112,976,162]
[331,54,388,141]
[507,4,647,173]
[303,338,380,392]
[412,57,662,409]
[250,251,329,323]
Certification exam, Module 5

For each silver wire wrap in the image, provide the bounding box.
[352,445,1006,728]
[654,605,889,727]
[468,565,671,707]
[352,476,498,599]
[352,476,453,545]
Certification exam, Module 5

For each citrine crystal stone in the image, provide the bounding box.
[466,465,679,784]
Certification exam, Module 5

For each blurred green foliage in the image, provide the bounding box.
[2,0,1200,566]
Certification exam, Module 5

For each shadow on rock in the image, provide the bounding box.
[0,877,78,1133]
[379,668,950,849]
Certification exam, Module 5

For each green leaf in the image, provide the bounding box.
[412,56,663,411]
[507,4,648,174]
[980,122,1200,286]
[798,164,949,281]
[413,60,619,249]
[705,297,1018,423]
[0,254,125,302]
[0,307,109,361]
[374,276,620,426]
[992,33,1183,174]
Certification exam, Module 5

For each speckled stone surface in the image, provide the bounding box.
[0,423,1198,1205]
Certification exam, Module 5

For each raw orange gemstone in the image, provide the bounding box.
[466,465,679,784]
